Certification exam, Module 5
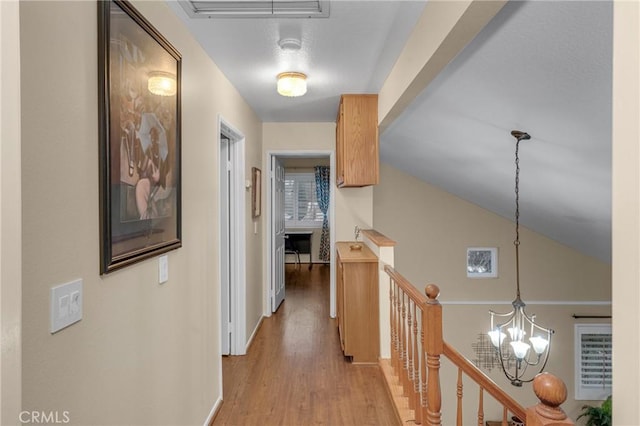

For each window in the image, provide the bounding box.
[575,324,612,400]
[284,172,323,228]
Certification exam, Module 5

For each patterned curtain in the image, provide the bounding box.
[314,166,330,262]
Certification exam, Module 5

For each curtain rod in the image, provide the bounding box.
[572,314,611,319]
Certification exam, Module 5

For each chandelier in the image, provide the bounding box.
[488,130,554,387]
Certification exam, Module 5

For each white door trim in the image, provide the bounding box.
[264,150,336,318]
[218,115,247,357]
[219,134,231,355]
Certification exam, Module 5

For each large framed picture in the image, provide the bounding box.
[98,0,182,274]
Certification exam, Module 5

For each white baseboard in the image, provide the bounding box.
[203,396,223,426]
[245,315,264,352]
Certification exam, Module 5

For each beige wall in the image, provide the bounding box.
[1,1,22,423]
[612,1,640,424]
[373,162,611,421]
[374,164,610,302]
[20,1,261,424]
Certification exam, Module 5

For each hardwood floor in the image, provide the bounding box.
[213,263,399,426]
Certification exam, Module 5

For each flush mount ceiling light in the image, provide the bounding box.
[278,38,302,51]
[487,130,554,387]
[277,72,307,97]
[148,71,177,96]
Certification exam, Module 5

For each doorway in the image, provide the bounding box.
[266,151,336,318]
[219,117,247,356]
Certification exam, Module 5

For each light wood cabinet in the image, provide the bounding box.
[335,94,379,187]
[336,242,379,363]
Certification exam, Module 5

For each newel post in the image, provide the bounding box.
[423,284,443,426]
[526,373,574,426]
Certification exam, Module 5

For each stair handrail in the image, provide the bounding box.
[383,264,572,426]
[442,342,526,421]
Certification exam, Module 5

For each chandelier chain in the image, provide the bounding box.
[514,137,521,299]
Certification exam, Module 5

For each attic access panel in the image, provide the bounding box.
[179,0,330,18]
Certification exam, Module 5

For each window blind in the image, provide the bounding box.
[575,324,612,400]
[284,172,323,228]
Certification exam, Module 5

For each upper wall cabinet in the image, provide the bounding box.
[336,94,379,187]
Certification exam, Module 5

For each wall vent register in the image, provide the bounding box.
[179,0,330,18]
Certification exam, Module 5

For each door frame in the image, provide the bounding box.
[265,150,336,318]
[218,115,247,356]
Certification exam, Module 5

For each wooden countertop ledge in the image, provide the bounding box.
[336,242,378,263]
[361,229,396,247]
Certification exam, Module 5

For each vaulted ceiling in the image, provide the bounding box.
[167,0,612,263]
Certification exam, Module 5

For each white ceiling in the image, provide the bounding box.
[168,0,426,121]
[167,0,612,263]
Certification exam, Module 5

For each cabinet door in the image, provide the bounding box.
[342,261,379,362]
[336,101,345,186]
[336,255,345,351]
[336,95,378,187]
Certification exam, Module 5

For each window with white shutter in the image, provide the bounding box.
[574,324,612,400]
[284,172,323,228]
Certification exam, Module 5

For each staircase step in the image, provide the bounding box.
[379,359,417,425]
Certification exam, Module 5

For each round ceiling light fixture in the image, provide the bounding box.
[148,71,177,96]
[276,72,307,97]
[277,38,302,51]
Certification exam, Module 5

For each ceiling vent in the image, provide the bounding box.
[179,0,330,18]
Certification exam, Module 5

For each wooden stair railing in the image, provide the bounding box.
[443,342,526,425]
[383,265,573,426]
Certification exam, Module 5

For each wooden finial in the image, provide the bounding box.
[532,373,568,421]
[425,284,440,301]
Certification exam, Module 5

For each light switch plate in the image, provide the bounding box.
[50,279,82,333]
[159,255,168,284]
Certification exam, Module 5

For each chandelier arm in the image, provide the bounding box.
[489,309,516,320]
[496,341,517,382]
[536,341,552,373]
[518,353,547,384]
[519,357,529,380]
[494,315,519,382]
[528,318,554,335]
[521,310,536,324]
[523,353,543,367]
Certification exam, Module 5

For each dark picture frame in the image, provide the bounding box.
[98,0,182,274]
[252,167,261,218]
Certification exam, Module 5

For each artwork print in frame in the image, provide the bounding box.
[252,167,262,218]
[467,247,498,278]
[98,0,182,274]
